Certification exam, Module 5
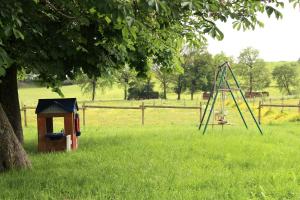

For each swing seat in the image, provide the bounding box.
[217,119,228,125]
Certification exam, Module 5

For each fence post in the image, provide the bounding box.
[281,97,284,113]
[199,102,202,124]
[298,100,300,113]
[82,102,86,126]
[258,101,262,125]
[141,102,145,125]
[23,105,27,127]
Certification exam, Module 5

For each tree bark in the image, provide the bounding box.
[0,104,31,172]
[91,78,96,101]
[177,91,181,100]
[163,81,167,99]
[249,70,253,94]
[124,84,127,100]
[0,65,23,144]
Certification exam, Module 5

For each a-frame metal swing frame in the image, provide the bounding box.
[198,62,263,135]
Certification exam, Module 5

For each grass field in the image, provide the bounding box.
[1,124,300,199]
[1,84,300,199]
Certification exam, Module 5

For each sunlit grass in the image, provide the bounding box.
[1,124,300,199]
[1,84,298,199]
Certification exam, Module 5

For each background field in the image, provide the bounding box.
[1,72,300,199]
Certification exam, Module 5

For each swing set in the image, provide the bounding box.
[198,62,263,135]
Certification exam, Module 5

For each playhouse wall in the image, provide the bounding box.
[37,112,78,152]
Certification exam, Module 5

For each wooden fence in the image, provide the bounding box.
[21,103,203,127]
[82,103,203,126]
[21,97,300,127]
[258,100,300,124]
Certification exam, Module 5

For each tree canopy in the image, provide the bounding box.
[1,0,296,82]
[236,47,270,93]
[272,64,299,95]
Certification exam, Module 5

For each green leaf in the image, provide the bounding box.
[0,66,6,77]
[4,26,12,37]
[76,45,88,53]
[274,10,283,19]
[89,7,97,14]
[13,28,24,40]
[0,47,12,67]
[122,27,129,39]
[105,16,111,24]
[215,27,224,40]
[266,6,274,17]
[0,67,5,77]
[181,1,193,9]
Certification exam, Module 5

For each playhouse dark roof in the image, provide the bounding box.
[35,98,78,114]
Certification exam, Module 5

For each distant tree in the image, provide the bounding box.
[272,64,299,95]
[236,47,270,93]
[152,64,174,99]
[213,52,234,67]
[128,77,159,100]
[77,73,113,101]
[172,73,187,100]
[184,51,214,100]
[115,65,137,100]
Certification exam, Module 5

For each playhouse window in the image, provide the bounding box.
[46,117,65,134]
[52,117,64,133]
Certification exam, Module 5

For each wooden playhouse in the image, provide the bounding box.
[35,98,81,152]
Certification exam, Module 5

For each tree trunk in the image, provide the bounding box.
[124,84,128,100]
[0,65,23,144]
[191,92,194,100]
[286,84,291,95]
[91,78,96,101]
[163,81,167,99]
[177,91,181,100]
[249,71,253,94]
[0,104,31,172]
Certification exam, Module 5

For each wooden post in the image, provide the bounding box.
[281,97,284,113]
[199,102,202,124]
[258,101,262,125]
[23,105,27,127]
[82,102,86,126]
[141,102,145,125]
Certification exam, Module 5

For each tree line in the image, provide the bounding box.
[68,46,300,101]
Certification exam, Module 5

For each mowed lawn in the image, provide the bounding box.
[1,85,299,199]
[1,124,300,199]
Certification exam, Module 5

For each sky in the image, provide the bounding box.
[207,3,300,62]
